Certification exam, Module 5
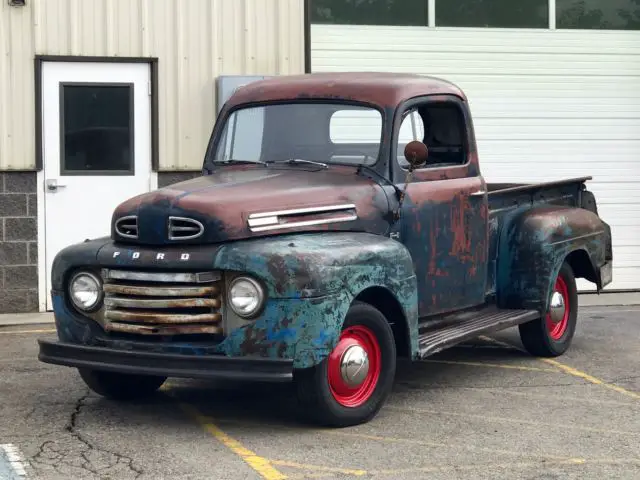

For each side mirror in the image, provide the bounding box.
[404,141,429,170]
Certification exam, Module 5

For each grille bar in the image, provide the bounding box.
[101,269,223,336]
[105,323,222,336]
[104,310,222,324]
[104,297,221,309]
[103,284,219,297]
[103,269,219,284]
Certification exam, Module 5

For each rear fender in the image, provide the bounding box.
[496,205,610,313]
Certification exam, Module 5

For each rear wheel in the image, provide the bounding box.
[78,369,167,400]
[519,261,578,357]
[294,301,396,427]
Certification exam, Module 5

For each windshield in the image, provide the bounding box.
[210,102,383,167]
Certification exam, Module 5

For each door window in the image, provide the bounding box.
[60,83,134,175]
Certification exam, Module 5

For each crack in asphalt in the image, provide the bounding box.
[30,390,144,479]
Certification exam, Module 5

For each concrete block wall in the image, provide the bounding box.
[0,172,39,313]
[0,171,203,314]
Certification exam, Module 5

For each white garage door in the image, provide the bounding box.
[311,25,640,291]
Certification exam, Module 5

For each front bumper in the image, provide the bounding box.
[38,340,293,382]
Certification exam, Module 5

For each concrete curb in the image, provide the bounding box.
[0,292,638,327]
[0,312,54,327]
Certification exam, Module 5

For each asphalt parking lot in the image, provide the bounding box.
[1,305,639,480]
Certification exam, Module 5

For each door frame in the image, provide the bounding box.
[34,55,160,312]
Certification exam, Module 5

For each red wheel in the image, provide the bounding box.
[327,325,382,408]
[546,274,570,340]
[519,261,578,357]
[294,301,396,427]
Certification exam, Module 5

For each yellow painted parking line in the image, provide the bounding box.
[422,358,559,372]
[540,358,640,401]
[174,402,286,480]
[162,385,287,479]
[275,457,640,477]
[0,329,56,335]
[322,430,577,461]
[481,388,638,408]
[479,336,640,401]
[211,416,576,462]
[271,460,367,476]
[385,405,640,436]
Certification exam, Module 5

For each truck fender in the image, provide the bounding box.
[212,232,419,368]
[496,205,610,313]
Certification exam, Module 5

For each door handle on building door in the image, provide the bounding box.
[46,179,67,192]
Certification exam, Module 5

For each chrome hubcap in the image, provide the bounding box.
[340,345,370,388]
[549,291,566,324]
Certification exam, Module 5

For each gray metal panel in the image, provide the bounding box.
[216,75,271,114]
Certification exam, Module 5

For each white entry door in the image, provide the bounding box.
[41,61,154,310]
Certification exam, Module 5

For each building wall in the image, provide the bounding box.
[311,23,640,291]
[0,0,305,172]
[0,0,305,314]
[0,172,38,313]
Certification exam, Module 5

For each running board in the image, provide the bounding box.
[418,306,540,358]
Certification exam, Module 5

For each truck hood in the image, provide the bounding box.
[111,165,392,245]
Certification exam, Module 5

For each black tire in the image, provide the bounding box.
[519,261,578,357]
[294,301,396,428]
[78,369,167,401]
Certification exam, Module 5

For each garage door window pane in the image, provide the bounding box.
[311,0,428,26]
[436,0,549,28]
[61,84,134,175]
[557,0,640,30]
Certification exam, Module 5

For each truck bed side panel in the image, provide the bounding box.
[485,182,584,296]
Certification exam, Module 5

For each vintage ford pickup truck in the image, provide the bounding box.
[39,72,613,427]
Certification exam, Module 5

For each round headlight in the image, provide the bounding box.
[228,276,264,318]
[69,272,103,312]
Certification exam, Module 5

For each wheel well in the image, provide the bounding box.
[355,287,410,358]
[565,249,597,284]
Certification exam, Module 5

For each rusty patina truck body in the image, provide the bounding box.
[39,73,613,426]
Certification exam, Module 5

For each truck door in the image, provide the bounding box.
[392,97,489,318]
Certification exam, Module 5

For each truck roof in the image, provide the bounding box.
[223,72,467,111]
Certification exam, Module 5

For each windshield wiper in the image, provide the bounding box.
[215,159,268,166]
[268,158,329,169]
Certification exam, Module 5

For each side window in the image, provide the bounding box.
[397,102,467,170]
[397,110,425,168]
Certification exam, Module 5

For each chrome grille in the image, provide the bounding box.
[168,216,204,241]
[101,269,223,336]
[114,216,138,239]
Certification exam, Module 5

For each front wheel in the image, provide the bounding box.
[294,301,396,427]
[78,369,167,400]
[519,261,578,357]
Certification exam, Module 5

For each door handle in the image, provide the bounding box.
[470,190,486,197]
[46,179,67,192]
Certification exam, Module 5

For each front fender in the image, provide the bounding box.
[497,205,610,312]
[213,232,419,366]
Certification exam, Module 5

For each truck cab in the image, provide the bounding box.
[39,72,613,427]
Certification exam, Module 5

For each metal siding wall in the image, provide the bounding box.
[0,0,304,171]
[0,2,36,171]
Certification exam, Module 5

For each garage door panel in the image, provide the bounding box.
[314,25,640,51]
[312,24,640,291]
